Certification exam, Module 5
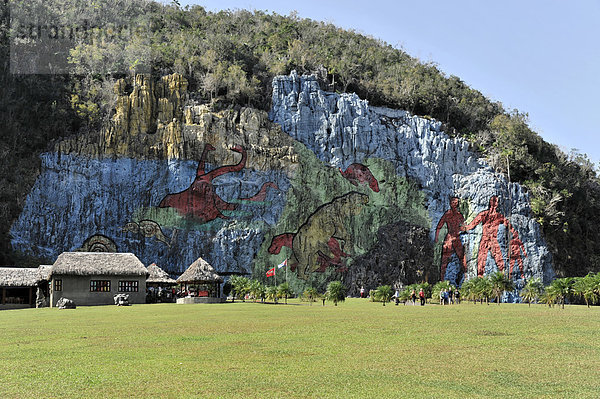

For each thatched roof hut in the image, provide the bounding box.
[38,265,52,281]
[0,267,51,308]
[177,257,223,284]
[146,263,177,285]
[50,252,148,278]
[0,267,42,287]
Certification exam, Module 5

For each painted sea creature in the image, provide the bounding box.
[121,220,170,246]
[159,145,247,223]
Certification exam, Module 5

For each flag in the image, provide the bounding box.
[277,259,287,269]
[266,267,275,277]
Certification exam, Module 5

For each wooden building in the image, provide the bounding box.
[146,263,177,303]
[176,257,224,303]
[0,267,49,309]
[48,252,148,307]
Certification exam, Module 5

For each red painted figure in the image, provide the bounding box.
[435,197,467,280]
[464,196,510,276]
[508,227,527,279]
[339,163,380,192]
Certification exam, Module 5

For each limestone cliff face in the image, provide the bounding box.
[271,71,554,288]
[13,74,297,274]
[12,72,554,295]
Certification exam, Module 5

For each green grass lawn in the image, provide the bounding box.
[1,299,599,398]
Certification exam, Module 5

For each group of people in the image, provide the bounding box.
[439,287,460,305]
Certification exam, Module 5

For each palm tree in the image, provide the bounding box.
[550,277,573,309]
[230,276,249,302]
[460,278,477,303]
[399,288,411,305]
[249,279,265,302]
[303,287,319,305]
[325,281,346,306]
[489,271,514,305]
[473,277,493,304]
[277,282,292,304]
[373,285,393,306]
[520,278,543,306]
[573,273,598,308]
[540,286,558,308]
[265,285,278,303]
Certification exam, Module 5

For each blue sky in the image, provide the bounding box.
[177,0,600,167]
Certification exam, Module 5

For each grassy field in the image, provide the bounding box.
[1,299,599,398]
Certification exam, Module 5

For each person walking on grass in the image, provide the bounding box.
[419,288,425,306]
[411,289,417,305]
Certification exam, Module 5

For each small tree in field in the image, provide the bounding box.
[520,278,543,306]
[489,271,514,305]
[277,282,292,304]
[373,285,393,306]
[249,279,265,302]
[265,285,278,303]
[230,276,249,302]
[302,287,319,305]
[326,281,346,306]
[550,277,573,309]
[572,274,599,308]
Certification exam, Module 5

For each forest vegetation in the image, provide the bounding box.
[1,0,599,277]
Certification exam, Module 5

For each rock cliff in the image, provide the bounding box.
[11,72,554,296]
[270,71,554,290]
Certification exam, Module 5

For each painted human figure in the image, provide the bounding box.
[464,195,510,276]
[508,226,527,279]
[435,197,467,280]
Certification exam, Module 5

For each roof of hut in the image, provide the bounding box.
[38,265,53,281]
[50,252,148,277]
[0,267,43,287]
[177,257,223,284]
[146,263,177,285]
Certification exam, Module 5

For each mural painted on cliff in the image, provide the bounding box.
[10,151,290,274]
[270,72,554,289]
[76,234,118,252]
[158,144,280,225]
[434,196,467,282]
[11,73,554,299]
[435,194,530,285]
[267,191,369,279]
[253,141,430,292]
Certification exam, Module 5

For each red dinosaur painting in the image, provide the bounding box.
[159,145,247,223]
[339,163,380,192]
[268,233,349,272]
[266,192,369,279]
[464,196,510,276]
[435,196,467,280]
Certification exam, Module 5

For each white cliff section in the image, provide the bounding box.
[271,71,553,284]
